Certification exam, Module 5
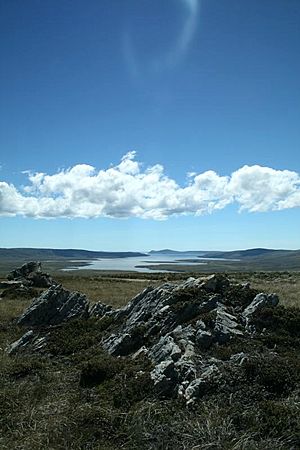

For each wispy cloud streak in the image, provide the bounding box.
[123,0,200,79]
[165,0,200,67]
[1,152,300,219]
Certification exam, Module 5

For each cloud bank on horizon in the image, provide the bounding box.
[1,152,300,220]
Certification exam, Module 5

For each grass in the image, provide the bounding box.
[54,273,165,308]
[229,271,300,308]
[0,271,299,449]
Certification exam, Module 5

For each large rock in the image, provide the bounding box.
[7,261,42,280]
[101,276,230,358]
[6,261,55,288]
[17,284,89,326]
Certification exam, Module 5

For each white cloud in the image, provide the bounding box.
[228,165,300,212]
[0,152,300,219]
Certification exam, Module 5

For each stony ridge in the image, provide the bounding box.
[8,273,281,405]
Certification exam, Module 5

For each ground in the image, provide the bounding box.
[0,270,299,449]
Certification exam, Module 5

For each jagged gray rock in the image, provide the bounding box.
[101,276,231,358]
[7,330,48,354]
[7,330,34,354]
[242,292,279,318]
[214,306,243,343]
[17,284,89,326]
[196,329,213,349]
[8,273,281,405]
[89,302,112,318]
[183,364,221,406]
[6,261,55,288]
[198,274,230,293]
[150,359,178,395]
[7,261,42,280]
[97,274,279,403]
[149,335,181,364]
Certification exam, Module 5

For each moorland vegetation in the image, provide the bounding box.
[0,266,299,450]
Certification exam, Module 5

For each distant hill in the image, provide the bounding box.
[149,249,206,255]
[150,248,299,260]
[200,248,293,259]
[0,248,147,260]
[1,247,300,272]
[149,248,300,269]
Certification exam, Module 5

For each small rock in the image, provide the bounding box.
[102,331,143,356]
[242,293,279,318]
[197,294,219,314]
[150,359,178,396]
[184,365,221,405]
[89,302,112,318]
[149,335,181,364]
[0,280,24,289]
[199,274,230,293]
[230,352,247,365]
[7,330,34,354]
[196,329,213,349]
[214,307,243,344]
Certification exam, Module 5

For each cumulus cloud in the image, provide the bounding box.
[0,152,300,219]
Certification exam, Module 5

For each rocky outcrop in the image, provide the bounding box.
[98,274,280,402]
[8,273,282,405]
[17,284,89,326]
[7,261,42,280]
[6,261,55,288]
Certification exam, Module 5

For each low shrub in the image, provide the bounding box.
[79,354,122,387]
[243,356,300,396]
[47,316,114,356]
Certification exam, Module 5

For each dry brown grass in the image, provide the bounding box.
[54,274,162,308]
[229,272,300,309]
[54,272,300,309]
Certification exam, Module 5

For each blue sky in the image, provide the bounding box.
[0,0,299,251]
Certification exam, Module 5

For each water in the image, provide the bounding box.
[63,253,236,273]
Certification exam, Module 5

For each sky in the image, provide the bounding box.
[0,0,300,251]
